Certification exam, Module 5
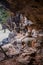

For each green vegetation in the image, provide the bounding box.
[0,4,10,24]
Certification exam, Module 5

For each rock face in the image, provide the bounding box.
[0,0,43,29]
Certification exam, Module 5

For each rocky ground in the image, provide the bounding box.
[0,44,43,65]
[0,53,43,65]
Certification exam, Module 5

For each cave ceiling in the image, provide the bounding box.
[0,0,43,27]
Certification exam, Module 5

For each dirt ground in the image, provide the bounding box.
[0,58,22,65]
